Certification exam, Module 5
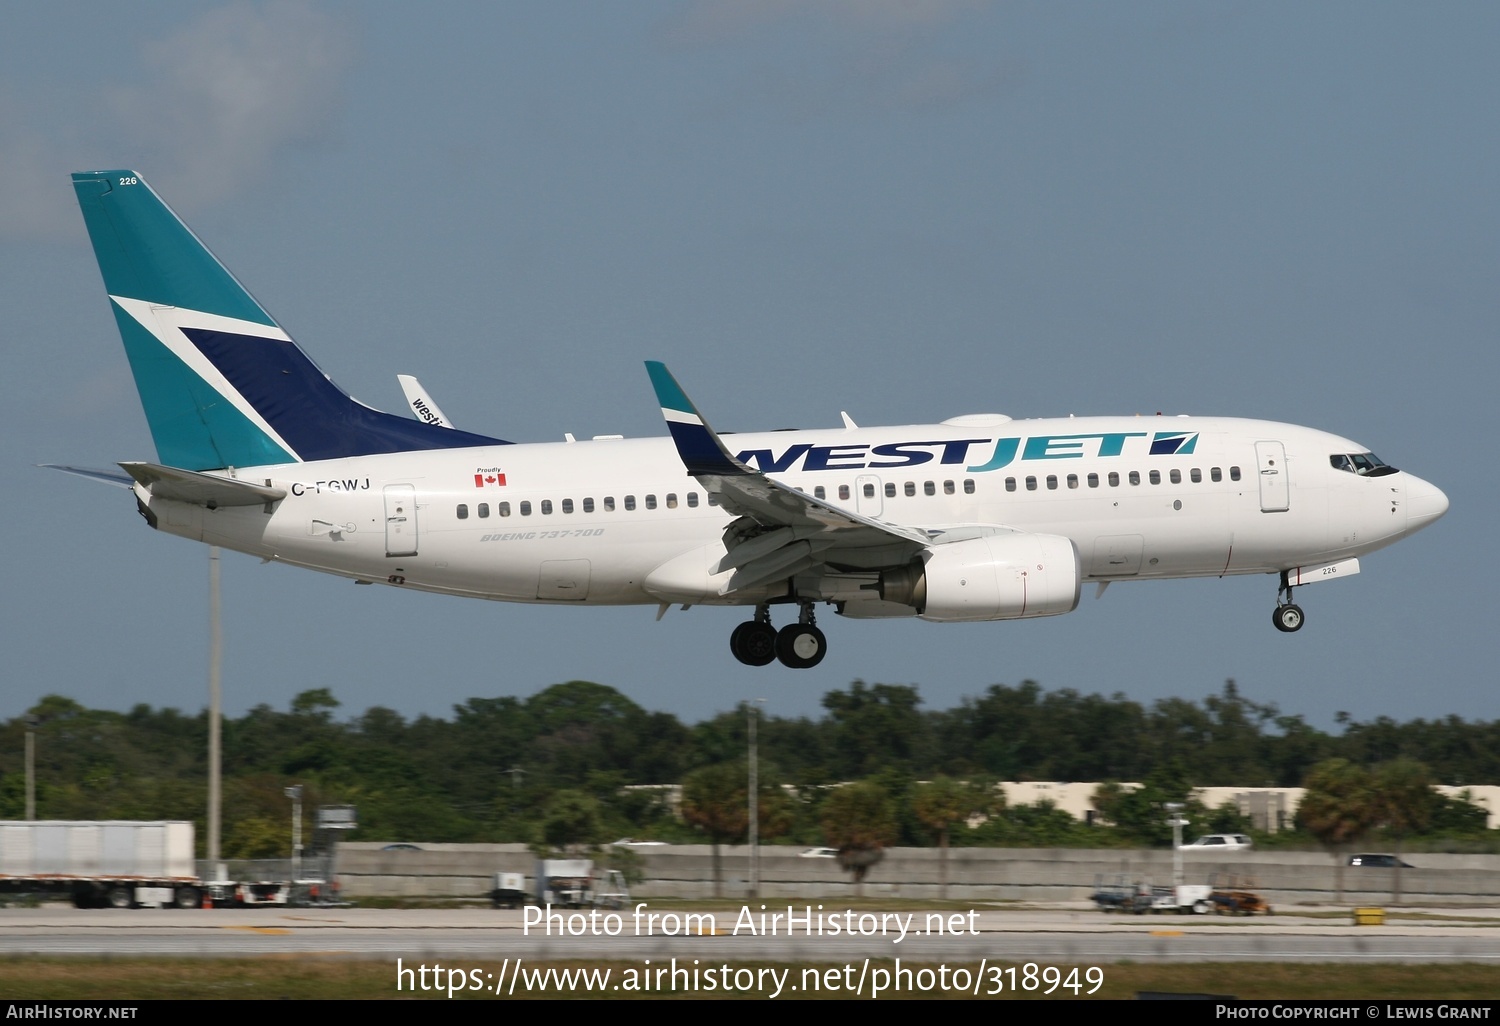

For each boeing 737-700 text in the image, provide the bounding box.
[57,170,1449,669]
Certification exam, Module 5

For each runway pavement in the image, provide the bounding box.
[2,903,1498,963]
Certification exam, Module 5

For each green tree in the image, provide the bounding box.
[1298,758,1377,902]
[820,782,897,894]
[821,683,930,778]
[1092,764,1204,847]
[538,790,604,853]
[680,763,747,898]
[1372,758,1434,903]
[911,777,996,899]
[290,688,340,721]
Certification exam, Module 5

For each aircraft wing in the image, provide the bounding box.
[646,362,933,589]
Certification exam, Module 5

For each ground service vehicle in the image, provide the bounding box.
[0,820,201,909]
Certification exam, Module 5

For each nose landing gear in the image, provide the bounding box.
[729,602,828,668]
[1272,571,1305,633]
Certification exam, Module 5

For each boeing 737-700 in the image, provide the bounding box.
[58,170,1449,669]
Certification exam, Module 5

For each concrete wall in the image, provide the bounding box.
[335,842,1500,906]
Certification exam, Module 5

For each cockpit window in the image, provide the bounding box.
[1331,452,1398,477]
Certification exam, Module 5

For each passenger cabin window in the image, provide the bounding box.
[1210,468,1222,482]
[1149,470,1161,485]
[624,496,636,511]
[520,501,533,516]
[1129,471,1141,486]
[963,479,975,494]
[478,503,490,518]
[1005,477,1017,493]
[583,497,595,513]
[863,483,875,498]
[707,494,720,506]
[561,499,574,514]
[1108,472,1120,487]
[1046,475,1058,490]
[687,492,699,508]
[499,502,511,517]
[645,494,657,510]
[1190,468,1202,483]
[1067,474,1079,489]
[457,504,469,519]
[838,485,850,500]
[924,481,935,496]
[666,493,678,509]
[1025,476,1038,491]
[1170,469,1182,484]
[904,482,915,497]
[885,483,897,498]
[604,496,616,511]
[541,500,553,515]
[1087,473,1099,488]
[1229,467,1242,481]
[813,486,825,500]
[944,480,955,495]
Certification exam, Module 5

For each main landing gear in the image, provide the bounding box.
[1272,571,1305,633]
[730,603,828,669]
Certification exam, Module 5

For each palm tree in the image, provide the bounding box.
[1298,759,1376,903]
[911,777,996,900]
[680,763,746,899]
[681,762,792,898]
[1372,758,1434,904]
[819,782,897,896]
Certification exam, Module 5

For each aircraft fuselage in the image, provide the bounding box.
[137,415,1441,612]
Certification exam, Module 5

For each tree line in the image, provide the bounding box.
[0,679,1492,861]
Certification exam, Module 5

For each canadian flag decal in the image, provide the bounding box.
[474,468,507,487]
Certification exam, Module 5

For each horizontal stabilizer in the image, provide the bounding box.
[120,462,287,508]
[39,465,135,488]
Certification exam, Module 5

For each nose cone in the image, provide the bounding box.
[1405,475,1450,532]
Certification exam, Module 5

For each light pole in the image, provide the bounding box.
[24,714,39,820]
[285,785,304,885]
[208,547,222,872]
[747,698,765,899]
[1165,802,1187,890]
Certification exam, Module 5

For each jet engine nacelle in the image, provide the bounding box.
[879,533,1081,622]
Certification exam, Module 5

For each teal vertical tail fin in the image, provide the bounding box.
[72,170,505,471]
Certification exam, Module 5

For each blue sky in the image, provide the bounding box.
[4,2,1493,736]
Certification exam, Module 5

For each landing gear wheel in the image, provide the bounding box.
[730,621,777,666]
[1272,603,1305,633]
[775,624,827,669]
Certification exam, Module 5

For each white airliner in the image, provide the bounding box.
[60,170,1448,669]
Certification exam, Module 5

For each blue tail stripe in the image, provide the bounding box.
[183,327,505,462]
[115,308,295,470]
[74,169,510,469]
